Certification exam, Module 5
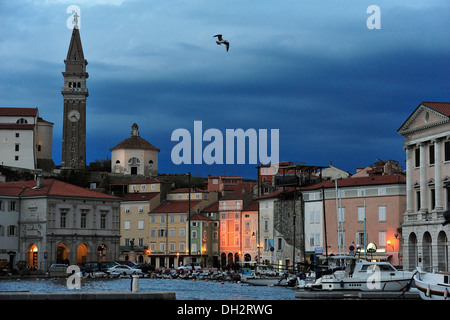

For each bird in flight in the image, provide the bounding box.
[213,34,229,52]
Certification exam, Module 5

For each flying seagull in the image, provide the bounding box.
[213,34,229,52]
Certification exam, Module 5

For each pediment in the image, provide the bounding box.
[398,104,449,135]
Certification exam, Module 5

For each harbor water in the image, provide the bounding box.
[0,277,296,300]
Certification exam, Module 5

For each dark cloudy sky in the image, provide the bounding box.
[0,0,449,178]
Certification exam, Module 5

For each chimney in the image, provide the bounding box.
[36,175,44,188]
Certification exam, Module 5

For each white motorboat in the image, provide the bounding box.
[241,274,291,286]
[318,257,415,291]
[239,263,293,286]
[414,268,450,300]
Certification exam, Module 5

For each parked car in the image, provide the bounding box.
[47,264,68,277]
[176,263,202,272]
[137,263,155,274]
[105,264,143,276]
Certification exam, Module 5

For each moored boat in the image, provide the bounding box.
[318,257,415,291]
[414,268,450,300]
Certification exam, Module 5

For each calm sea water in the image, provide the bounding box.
[0,277,297,300]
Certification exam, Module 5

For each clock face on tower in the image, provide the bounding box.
[68,110,80,122]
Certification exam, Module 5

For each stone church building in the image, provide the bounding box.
[110,123,160,176]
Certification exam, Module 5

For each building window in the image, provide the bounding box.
[379,231,386,247]
[358,206,365,222]
[429,144,435,165]
[80,211,87,228]
[138,220,144,229]
[8,225,17,236]
[16,118,28,124]
[416,191,421,211]
[14,156,19,161]
[124,220,130,230]
[60,210,67,228]
[15,133,19,138]
[9,201,16,211]
[150,229,156,237]
[445,141,450,162]
[356,231,364,247]
[100,213,106,229]
[128,157,140,164]
[277,237,283,250]
[430,189,436,210]
[192,230,197,239]
[378,206,386,222]
[15,144,19,152]
[414,148,420,167]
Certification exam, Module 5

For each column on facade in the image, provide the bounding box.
[419,142,427,212]
[434,138,443,210]
[405,145,414,213]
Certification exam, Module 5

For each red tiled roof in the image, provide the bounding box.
[302,174,406,191]
[255,189,284,200]
[422,102,450,116]
[169,188,207,193]
[201,201,219,212]
[0,107,38,117]
[110,136,160,152]
[190,213,213,221]
[150,200,202,213]
[0,179,119,199]
[243,201,259,211]
[122,192,159,202]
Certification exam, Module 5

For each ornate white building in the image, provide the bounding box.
[0,178,121,272]
[398,101,450,271]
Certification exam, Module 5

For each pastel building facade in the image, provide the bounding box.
[302,175,406,266]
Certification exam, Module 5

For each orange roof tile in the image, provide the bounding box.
[151,200,202,213]
[0,179,119,199]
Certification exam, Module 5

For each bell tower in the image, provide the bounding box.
[61,15,88,169]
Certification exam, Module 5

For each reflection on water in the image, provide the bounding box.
[0,277,296,300]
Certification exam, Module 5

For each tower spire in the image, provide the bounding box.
[61,26,88,170]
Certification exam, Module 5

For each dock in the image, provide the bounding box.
[0,291,176,300]
[295,290,420,300]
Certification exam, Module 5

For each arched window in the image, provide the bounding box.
[16,118,28,124]
[115,160,120,164]
[128,157,140,164]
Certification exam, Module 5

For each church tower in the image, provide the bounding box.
[61,15,88,169]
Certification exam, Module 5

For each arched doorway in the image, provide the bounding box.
[227,252,233,267]
[77,243,88,264]
[244,253,251,262]
[28,244,38,268]
[408,233,417,269]
[423,232,433,269]
[437,231,448,271]
[57,243,69,264]
[221,253,226,269]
